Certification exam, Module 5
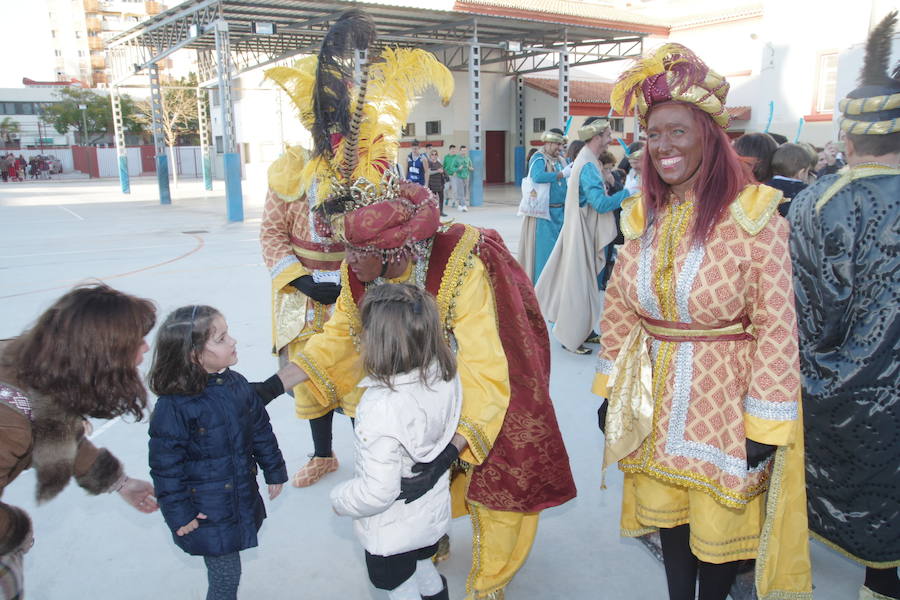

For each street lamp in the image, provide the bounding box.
[79,104,87,145]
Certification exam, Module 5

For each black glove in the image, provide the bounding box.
[598,399,609,433]
[250,374,285,406]
[746,439,777,469]
[397,442,459,504]
[290,275,341,305]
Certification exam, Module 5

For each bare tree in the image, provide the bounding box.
[134,76,199,187]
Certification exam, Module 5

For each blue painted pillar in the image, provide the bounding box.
[469,149,484,207]
[224,152,243,222]
[514,146,526,186]
[118,155,130,194]
[156,154,171,204]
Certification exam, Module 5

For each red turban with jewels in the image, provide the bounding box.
[335,182,441,251]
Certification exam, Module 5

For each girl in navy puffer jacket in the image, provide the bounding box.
[148,305,288,600]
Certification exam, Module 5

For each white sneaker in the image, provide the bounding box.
[460,205,468,212]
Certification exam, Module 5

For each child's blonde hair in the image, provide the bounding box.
[360,284,456,389]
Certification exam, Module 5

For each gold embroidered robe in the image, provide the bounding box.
[260,147,345,419]
[594,184,812,599]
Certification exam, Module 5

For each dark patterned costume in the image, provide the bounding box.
[789,167,900,566]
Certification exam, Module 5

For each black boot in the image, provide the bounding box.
[421,575,448,600]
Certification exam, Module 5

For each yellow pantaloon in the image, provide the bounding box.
[451,468,539,599]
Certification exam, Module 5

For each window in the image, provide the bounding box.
[51,30,56,38]
[402,123,415,137]
[813,52,838,114]
[425,120,441,135]
[54,50,63,57]
[75,31,81,38]
[610,118,624,133]
[533,117,545,133]
[215,135,223,154]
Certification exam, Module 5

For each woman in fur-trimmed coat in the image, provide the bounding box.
[0,284,160,596]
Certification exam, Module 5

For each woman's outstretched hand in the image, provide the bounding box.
[118,477,159,513]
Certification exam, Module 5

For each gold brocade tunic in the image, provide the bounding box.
[593,184,812,599]
[596,186,799,505]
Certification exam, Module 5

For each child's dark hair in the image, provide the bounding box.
[148,305,221,396]
[360,284,456,389]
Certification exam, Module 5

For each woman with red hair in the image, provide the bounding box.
[593,45,812,600]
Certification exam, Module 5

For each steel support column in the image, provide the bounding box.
[110,88,130,194]
[149,64,171,204]
[514,74,525,186]
[558,47,570,131]
[197,87,213,191]
[468,41,483,207]
[215,20,243,222]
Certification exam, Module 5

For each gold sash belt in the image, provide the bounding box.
[602,317,754,471]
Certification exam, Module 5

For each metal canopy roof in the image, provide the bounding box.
[106,0,645,84]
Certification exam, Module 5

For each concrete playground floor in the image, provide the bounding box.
[0,176,865,599]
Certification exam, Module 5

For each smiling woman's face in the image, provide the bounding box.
[646,103,703,195]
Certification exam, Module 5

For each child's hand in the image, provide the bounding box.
[268,483,283,500]
[176,513,207,536]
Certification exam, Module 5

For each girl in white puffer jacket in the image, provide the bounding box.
[331,283,461,600]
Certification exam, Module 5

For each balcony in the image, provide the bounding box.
[88,37,105,51]
[145,1,163,15]
[91,55,106,69]
[86,17,101,32]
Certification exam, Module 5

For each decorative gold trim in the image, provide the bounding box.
[621,525,657,538]
[815,165,900,213]
[465,501,511,600]
[458,417,492,463]
[809,531,900,569]
[466,501,485,595]
[436,225,481,335]
[840,116,900,135]
[294,350,339,407]
[730,185,781,236]
[338,263,364,351]
[643,320,751,339]
[839,92,900,116]
[289,245,346,262]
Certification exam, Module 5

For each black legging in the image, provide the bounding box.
[310,410,335,458]
[658,524,740,600]
[309,410,354,458]
[866,567,900,599]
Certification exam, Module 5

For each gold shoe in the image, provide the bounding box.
[432,533,450,563]
[291,454,339,487]
[585,334,602,344]
[859,586,897,600]
[466,588,505,600]
[564,344,592,355]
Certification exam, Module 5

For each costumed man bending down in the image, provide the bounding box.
[789,12,900,600]
[274,12,576,600]
[260,145,347,487]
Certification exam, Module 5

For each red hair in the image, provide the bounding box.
[641,103,752,245]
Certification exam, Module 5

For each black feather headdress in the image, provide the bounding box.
[839,11,900,135]
[311,10,377,160]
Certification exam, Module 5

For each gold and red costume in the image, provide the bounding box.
[260,146,345,418]
[298,189,576,598]
[593,185,811,599]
